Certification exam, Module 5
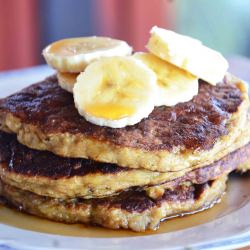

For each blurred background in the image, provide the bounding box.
[1,0,250,71]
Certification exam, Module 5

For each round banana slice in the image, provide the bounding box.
[43,37,133,73]
[73,56,157,128]
[57,72,78,93]
[134,52,199,107]
[147,26,228,85]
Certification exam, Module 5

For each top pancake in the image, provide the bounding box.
[0,74,249,171]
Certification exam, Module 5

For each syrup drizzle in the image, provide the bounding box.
[0,174,249,238]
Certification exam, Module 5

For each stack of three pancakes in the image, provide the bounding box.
[0,73,249,232]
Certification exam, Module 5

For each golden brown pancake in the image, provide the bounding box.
[0,73,249,172]
[0,131,249,199]
[0,176,227,232]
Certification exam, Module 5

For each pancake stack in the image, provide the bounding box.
[0,29,250,232]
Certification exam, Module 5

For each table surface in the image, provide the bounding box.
[0,56,249,250]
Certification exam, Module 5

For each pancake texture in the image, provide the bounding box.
[0,71,249,232]
[0,74,249,172]
[0,130,249,199]
[0,176,227,232]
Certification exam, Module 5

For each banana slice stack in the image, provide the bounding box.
[43,27,229,128]
[147,26,229,85]
[43,37,133,92]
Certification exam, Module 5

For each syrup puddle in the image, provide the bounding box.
[0,174,249,238]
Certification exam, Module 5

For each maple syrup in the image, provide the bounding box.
[0,174,249,238]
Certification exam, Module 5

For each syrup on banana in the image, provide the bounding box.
[73,56,157,128]
[43,37,133,73]
[43,27,229,128]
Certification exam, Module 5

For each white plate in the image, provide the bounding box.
[0,66,249,250]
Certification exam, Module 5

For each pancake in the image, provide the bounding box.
[0,73,249,172]
[0,129,249,199]
[0,176,227,232]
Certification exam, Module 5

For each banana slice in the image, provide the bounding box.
[43,37,133,73]
[57,72,78,93]
[147,26,229,85]
[134,52,199,106]
[73,56,157,128]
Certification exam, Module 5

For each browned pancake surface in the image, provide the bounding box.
[0,75,243,152]
[65,181,211,213]
[0,132,127,178]
[0,130,249,184]
[0,176,226,231]
[0,179,220,216]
